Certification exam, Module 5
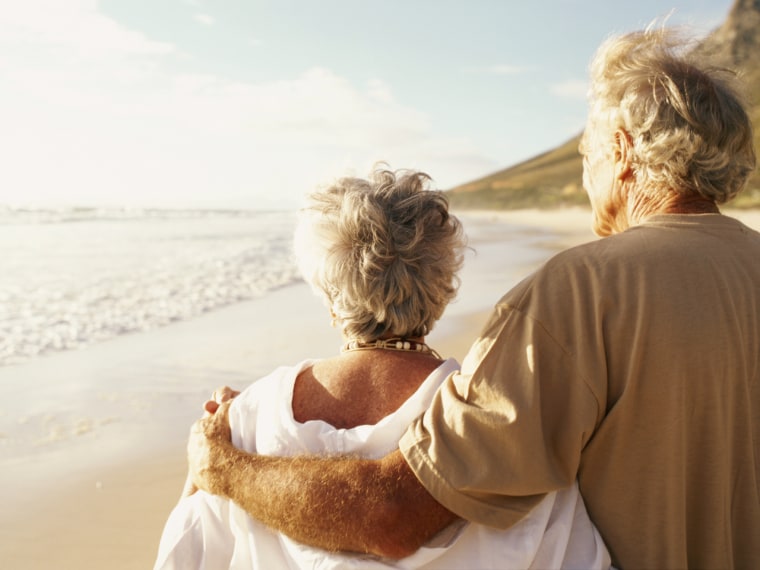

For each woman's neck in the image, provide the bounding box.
[340,336,440,359]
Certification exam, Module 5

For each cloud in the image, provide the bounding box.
[466,64,527,75]
[0,0,174,58]
[550,79,588,100]
[0,2,492,209]
[193,13,215,26]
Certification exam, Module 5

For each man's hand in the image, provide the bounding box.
[186,398,234,496]
[180,386,240,499]
[203,385,240,415]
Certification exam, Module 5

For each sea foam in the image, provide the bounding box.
[0,208,301,366]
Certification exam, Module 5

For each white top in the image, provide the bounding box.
[154,358,611,569]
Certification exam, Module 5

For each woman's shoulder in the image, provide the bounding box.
[231,360,317,418]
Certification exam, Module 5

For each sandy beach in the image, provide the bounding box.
[1,207,758,569]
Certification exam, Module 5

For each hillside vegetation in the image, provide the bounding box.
[447,0,760,210]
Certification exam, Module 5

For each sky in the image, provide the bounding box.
[0,0,734,210]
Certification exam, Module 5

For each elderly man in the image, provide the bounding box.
[188,26,759,569]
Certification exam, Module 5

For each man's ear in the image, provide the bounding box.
[613,129,634,181]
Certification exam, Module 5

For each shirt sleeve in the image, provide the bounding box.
[399,300,601,529]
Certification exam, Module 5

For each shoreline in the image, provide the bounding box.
[3,207,758,569]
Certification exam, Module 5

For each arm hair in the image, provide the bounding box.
[203,444,459,559]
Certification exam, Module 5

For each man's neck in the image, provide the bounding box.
[660,198,720,215]
[628,189,719,226]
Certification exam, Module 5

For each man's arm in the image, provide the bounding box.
[187,400,458,559]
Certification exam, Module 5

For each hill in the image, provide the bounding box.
[447,0,760,210]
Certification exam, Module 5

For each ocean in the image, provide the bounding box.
[0,206,574,370]
[0,207,301,367]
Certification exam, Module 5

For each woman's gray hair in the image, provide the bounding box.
[294,166,466,342]
[588,25,756,203]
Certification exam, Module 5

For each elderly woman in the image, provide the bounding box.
[183,25,759,570]
[154,167,610,569]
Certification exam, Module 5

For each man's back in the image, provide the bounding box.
[556,214,760,568]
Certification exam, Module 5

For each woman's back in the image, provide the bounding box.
[227,357,610,569]
[292,351,443,429]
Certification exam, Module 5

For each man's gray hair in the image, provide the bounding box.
[588,25,756,203]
